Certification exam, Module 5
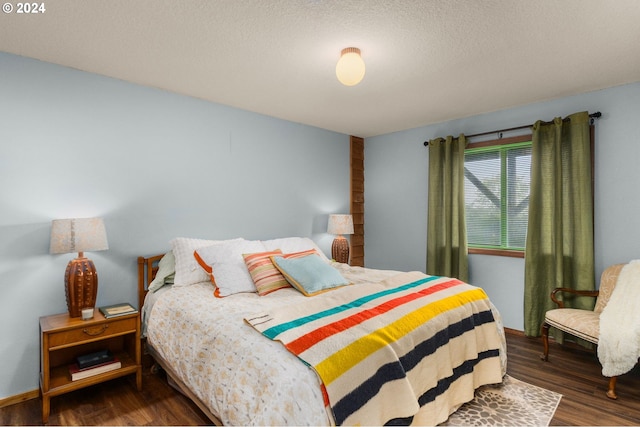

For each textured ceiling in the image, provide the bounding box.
[2,0,640,137]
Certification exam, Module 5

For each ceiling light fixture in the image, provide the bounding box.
[336,47,365,86]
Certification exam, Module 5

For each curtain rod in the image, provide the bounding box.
[423,111,601,146]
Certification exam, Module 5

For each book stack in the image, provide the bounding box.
[99,303,138,318]
[69,349,121,381]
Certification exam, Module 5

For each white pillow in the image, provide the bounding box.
[170,237,243,286]
[194,239,266,297]
[148,251,175,293]
[261,237,330,262]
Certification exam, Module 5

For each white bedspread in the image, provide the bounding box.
[146,263,507,425]
[146,264,401,425]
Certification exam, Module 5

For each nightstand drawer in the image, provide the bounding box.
[48,317,137,349]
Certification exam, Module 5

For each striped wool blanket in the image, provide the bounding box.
[245,271,504,426]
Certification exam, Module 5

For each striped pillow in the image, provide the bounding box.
[243,250,289,296]
[243,249,320,296]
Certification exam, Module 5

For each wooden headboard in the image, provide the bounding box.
[137,254,164,309]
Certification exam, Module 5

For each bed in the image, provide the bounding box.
[138,236,507,426]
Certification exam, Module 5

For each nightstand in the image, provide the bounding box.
[39,308,142,423]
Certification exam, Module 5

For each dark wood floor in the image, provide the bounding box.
[1,331,639,425]
[0,354,211,426]
[506,330,640,426]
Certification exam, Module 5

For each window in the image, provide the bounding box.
[464,136,531,256]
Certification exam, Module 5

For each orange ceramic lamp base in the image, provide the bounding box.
[64,252,98,318]
[331,236,350,264]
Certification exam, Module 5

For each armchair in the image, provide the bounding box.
[540,263,625,399]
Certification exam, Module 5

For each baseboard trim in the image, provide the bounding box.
[0,389,39,409]
[504,327,525,337]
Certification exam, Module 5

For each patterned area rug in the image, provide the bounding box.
[440,375,562,426]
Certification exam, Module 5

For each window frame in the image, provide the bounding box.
[465,134,532,258]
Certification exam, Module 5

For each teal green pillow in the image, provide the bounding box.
[271,254,350,296]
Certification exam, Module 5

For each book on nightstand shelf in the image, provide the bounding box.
[69,358,121,381]
[76,349,114,369]
[99,303,137,318]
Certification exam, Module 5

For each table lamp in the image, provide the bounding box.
[327,214,354,264]
[50,217,109,317]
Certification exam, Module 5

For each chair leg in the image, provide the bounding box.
[606,376,618,399]
[540,322,550,361]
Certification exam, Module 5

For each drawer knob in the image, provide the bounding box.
[83,324,109,336]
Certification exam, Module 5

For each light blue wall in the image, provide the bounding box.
[0,52,350,399]
[365,82,640,330]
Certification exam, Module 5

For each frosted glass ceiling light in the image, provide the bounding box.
[336,47,365,86]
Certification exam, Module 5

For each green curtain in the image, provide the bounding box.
[427,134,468,282]
[524,111,595,337]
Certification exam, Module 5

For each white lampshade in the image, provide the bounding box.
[50,217,109,255]
[336,47,365,86]
[328,214,354,235]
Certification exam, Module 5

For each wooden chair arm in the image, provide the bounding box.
[550,288,600,308]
